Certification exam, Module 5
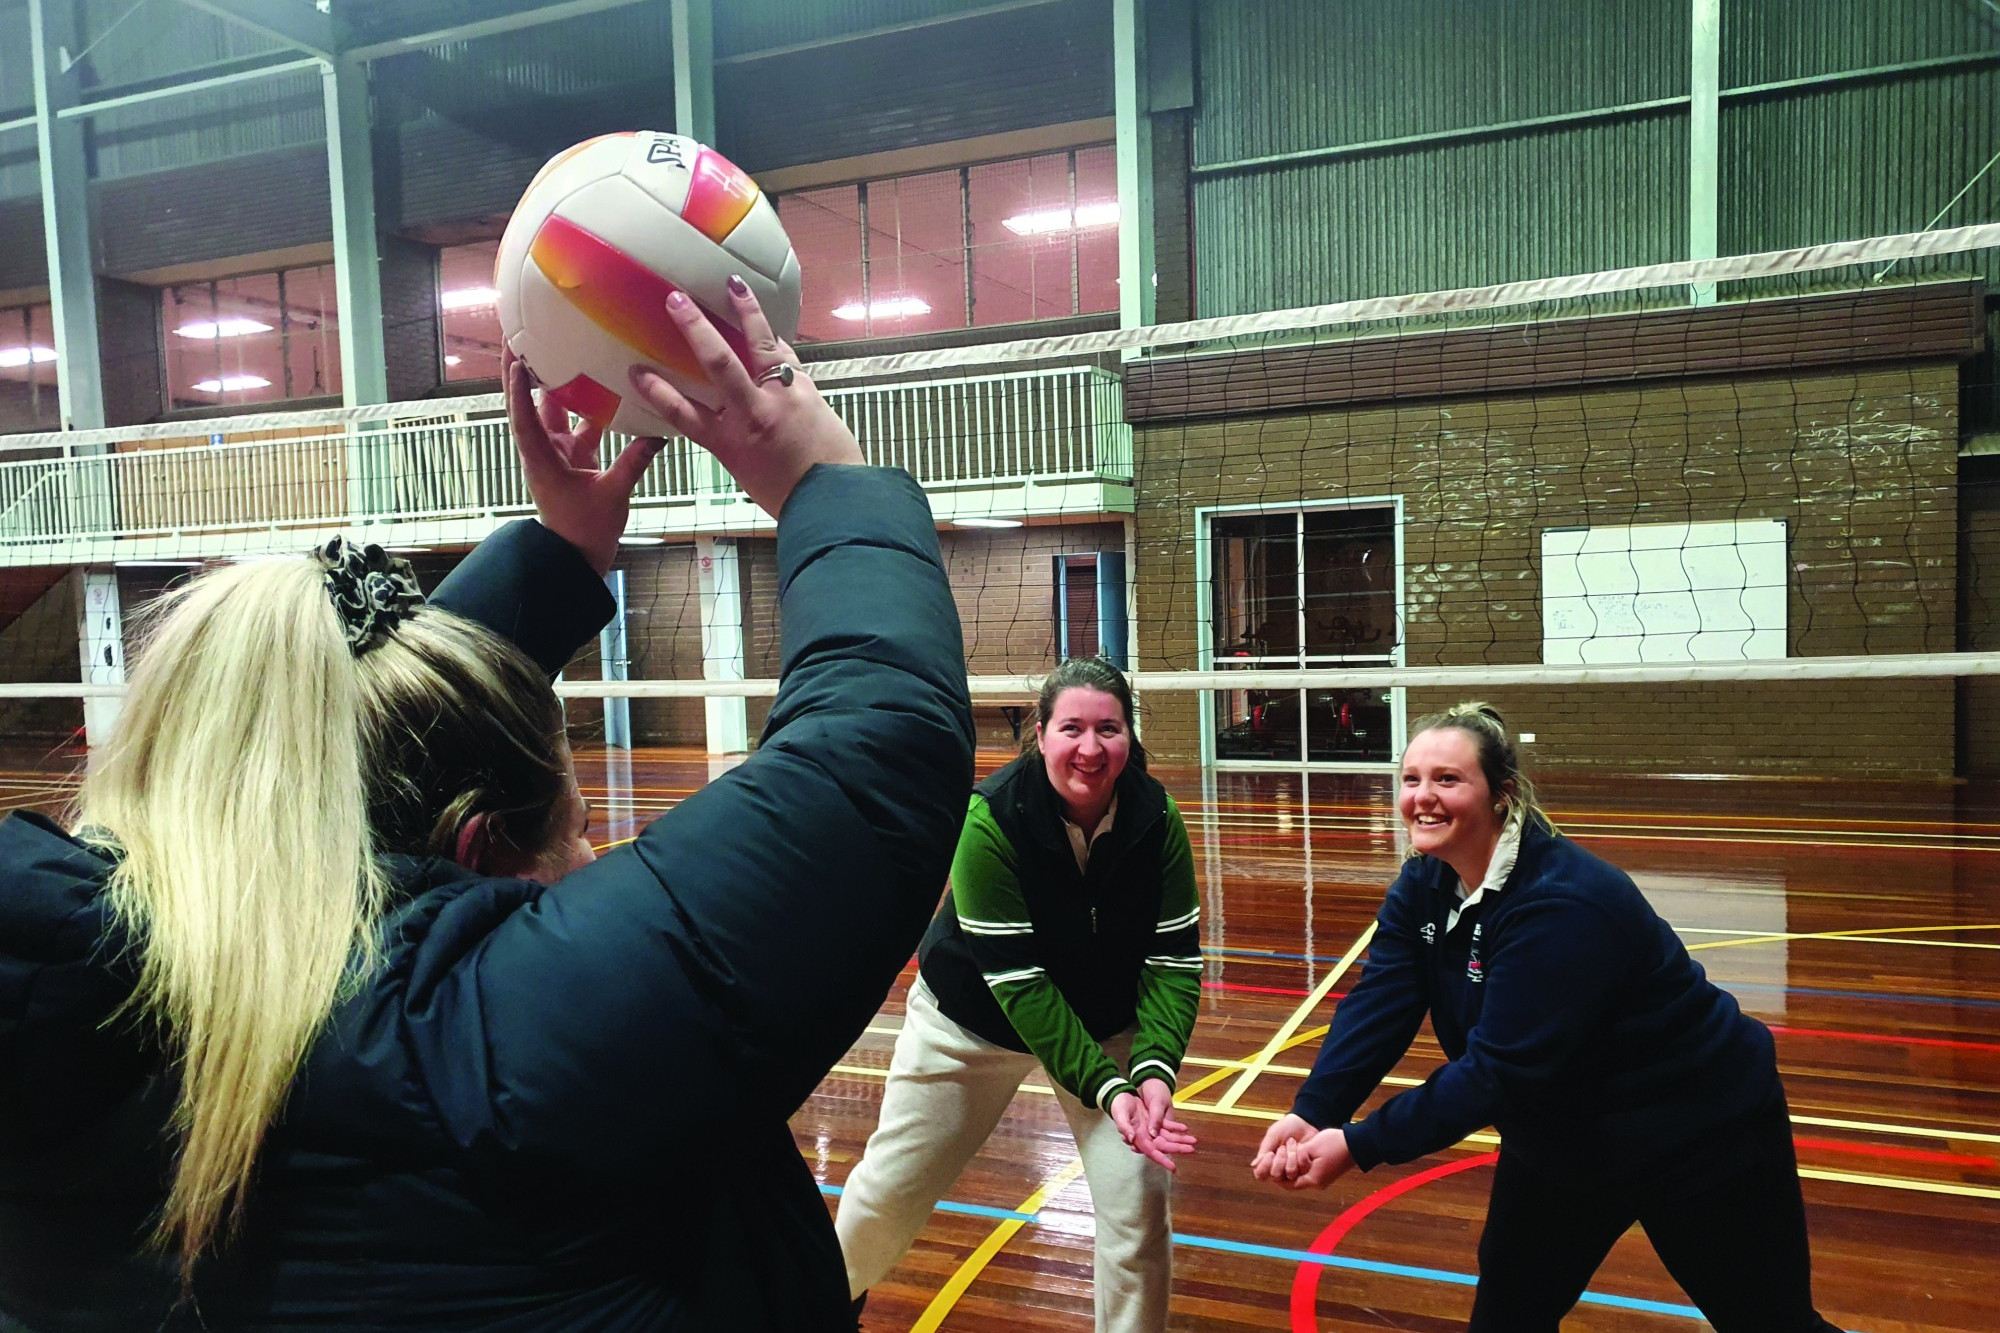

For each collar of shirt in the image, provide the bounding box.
[1063,796,1118,874]
[1445,806,1524,934]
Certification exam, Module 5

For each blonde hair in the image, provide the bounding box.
[79,558,386,1270]
[75,554,567,1273]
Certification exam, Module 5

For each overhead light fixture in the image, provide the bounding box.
[1001,201,1119,236]
[830,297,932,322]
[0,346,57,368]
[441,287,500,311]
[443,354,463,367]
[954,517,1024,529]
[618,536,665,546]
[192,375,271,393]
[175,318,272,339]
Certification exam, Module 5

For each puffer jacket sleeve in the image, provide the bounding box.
[428,518,616,677]
[411,466,975,1178]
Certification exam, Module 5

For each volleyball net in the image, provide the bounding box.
[0,222,1994,776]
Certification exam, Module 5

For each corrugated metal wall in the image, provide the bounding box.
[717,0,1112,173]
[1722,0,2000,280]
[1191,0,1998,316]
[1191,0,1690,313]
[77,0,321,180]
[716,0,1011,57]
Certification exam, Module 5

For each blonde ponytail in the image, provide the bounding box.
[77,557,389,1269]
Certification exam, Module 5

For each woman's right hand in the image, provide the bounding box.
[1250,1112,1319,1181]
[627,279,864,518]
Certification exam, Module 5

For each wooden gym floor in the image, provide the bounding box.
[4,747,1994,1331]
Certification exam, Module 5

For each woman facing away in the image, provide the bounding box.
[1253,702,1842,1333]
[837,656,1201,1333]
[0,283,975,1331]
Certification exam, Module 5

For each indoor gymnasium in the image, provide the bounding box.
[0,1,1995,1331]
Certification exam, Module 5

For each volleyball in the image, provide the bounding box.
[494,130,802,435]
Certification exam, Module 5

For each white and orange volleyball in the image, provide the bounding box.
[494,130,802,434]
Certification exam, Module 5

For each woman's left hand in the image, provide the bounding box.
[504,348,665,577]
[1110,1090,1197,1171]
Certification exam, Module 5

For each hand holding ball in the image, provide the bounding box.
[495,131,802,436]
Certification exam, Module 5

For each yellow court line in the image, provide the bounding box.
[1680,927,2000,951]
[1688,923,2000,952]
[826,1062,2000,1194]
[911,1157,1089,1333]
[1798,1167,2000,1200]
[1215,920,1376,1111]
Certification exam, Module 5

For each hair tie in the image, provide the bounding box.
[318,537,424,654]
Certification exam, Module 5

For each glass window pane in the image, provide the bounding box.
[967,152,1074,328]
[1213,677,1304,763]
[859,169,962,336]
[781,185,862,344]
[1211,513,1298,660]
[441,240,502,382]
[1303,509,1398,656]
[1073,145,1119,315]
[287,265,340,400]
[1303,686,1394,762]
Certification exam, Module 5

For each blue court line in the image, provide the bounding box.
[815,1183,1813,1323]
[1202,946,2000,1010]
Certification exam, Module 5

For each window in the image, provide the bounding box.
[0,304,59,426]
[1208,506,1400,764]
[1054,552,1128,666]
[776,144,1117,343]
[440,240,503,383]
[163,266,341,409]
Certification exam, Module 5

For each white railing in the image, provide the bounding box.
[0,365,1130,555]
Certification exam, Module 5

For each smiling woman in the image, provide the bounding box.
[1256,701,1844,1333]
[836,654,1201,1333]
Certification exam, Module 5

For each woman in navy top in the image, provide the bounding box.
[1255,703,1840,1333]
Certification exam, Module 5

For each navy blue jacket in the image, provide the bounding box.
[1294,821,1779,1187]
[0,465,975,1331]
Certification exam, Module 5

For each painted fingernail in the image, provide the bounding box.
[665,289,691,312]
[727,273,750,297]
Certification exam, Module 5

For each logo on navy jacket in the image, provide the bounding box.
[1466,921,1484,983]
[1420,921,1437,946]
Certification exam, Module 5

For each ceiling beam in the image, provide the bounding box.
[341,0,653,62]
[172,0,338,61]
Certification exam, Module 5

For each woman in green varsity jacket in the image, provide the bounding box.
[836,656,1202,1333]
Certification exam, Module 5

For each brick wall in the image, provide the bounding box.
[1133,363,1963,776]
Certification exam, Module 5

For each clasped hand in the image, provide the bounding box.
[1251,1112,1354,1190]
[1108,1078,1198,1172]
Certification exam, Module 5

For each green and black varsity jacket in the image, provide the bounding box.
[916,752,1202,1111]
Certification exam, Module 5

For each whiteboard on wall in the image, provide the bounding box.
[1541,519,1787,664]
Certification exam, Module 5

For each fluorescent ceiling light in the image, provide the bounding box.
[830,297,931,321]
[443,355,463,367]
[441,287,500,311]
[954,517,1024,529]
[1001,201,1119,236]
[192,375,271,393]
[175,318,271,339]
[0,346,56,368]
[618,536,665,546]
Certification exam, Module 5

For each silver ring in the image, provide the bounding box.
[755,363,798,387]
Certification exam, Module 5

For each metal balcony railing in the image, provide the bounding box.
[0,365,1131,556]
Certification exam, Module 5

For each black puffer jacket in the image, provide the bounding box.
[0,465,975,1331]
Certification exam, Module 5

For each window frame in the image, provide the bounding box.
[1194,496,1406,771]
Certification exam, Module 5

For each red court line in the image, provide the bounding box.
[1770,1024,2000,1055]
[1289,1152,1499,1332]
[1792,1136,1998,1169]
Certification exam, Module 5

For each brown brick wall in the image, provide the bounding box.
[0,572,81,746]
[1133,363,1962,776]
